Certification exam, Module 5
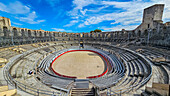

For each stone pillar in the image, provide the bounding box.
[24,29,28,37]
[17,28,22,37]
[0,26,4,37]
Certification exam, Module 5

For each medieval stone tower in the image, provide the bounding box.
[143,4,164,28]
[135,4,165,36]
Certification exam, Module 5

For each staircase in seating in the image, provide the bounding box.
[71,79,95,96]
[71,88,95,96]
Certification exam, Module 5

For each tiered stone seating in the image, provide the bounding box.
[19,44,36,51]
[91,44,152,95]
[86,49,125,90]
[0,49,19,59]
[1,41,163,96]
[36,48,74,90]
[136,48,169,84]
[161,64,170,83]
[3,42,72,96]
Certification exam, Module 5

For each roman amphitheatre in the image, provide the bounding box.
[0,4,170,96]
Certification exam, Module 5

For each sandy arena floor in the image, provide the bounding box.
[52,51,105,79]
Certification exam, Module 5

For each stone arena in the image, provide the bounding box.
[51,51,105,79]
[0,4,170,96]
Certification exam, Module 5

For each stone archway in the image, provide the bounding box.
[21,29,25,37]
[34,31,37,37]
[28,30,31,37]
[143,29,148,37]
[13,28,17,37]
[39,31,42,37]
[44,32,47,37]
[3,26,8,37]
[132,31,135,37]
[138,30,141,37]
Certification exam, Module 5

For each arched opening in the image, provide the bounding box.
[143,29,148,37]
[98,34,100,37]
[152,29,156,35]
[34,31,37,37]
[132,31,135,37]
[44,32,47,37]
[39,31,42,37]
[138,30,141,37]
[28,30,31,37]
[49,32,52,37]
[3,26,8,37]
[121,32,124,37]
[21,29,25,37]
[13,28,17,37]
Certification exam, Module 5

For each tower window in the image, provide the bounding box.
[148,24,150,28]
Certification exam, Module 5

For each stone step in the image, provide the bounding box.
[72,91,94,93]
[71,92,94,96]
[71,88,95,96]
[72,88,92,90]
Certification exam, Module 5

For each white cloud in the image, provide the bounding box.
[68,0,96,16]
[39,0,62,7]
[87,5,109,13]
[68,0,170,31]
[0,1,30,14]
[16,11,45,24]
[52,28,72,32]
[70,0,170,29]
[12,22,23,26]
[64,20,79,27]
[101,25,139,31]
[45,0,60,7]
[0,1,46,24]
[77,0,151,28]
[78,23,85,28]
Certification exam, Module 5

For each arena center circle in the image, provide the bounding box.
[50,50,109,79]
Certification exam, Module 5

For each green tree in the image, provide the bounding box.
[90,31,94,33]
[94,29,102,33]
[90,29,102,33]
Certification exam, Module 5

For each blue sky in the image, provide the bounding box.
[0,0,170,33]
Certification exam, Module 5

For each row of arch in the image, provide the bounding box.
[1,26,81,38]
[1,26,156,39]
[82,30,145,39]
[1,27,157,40]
